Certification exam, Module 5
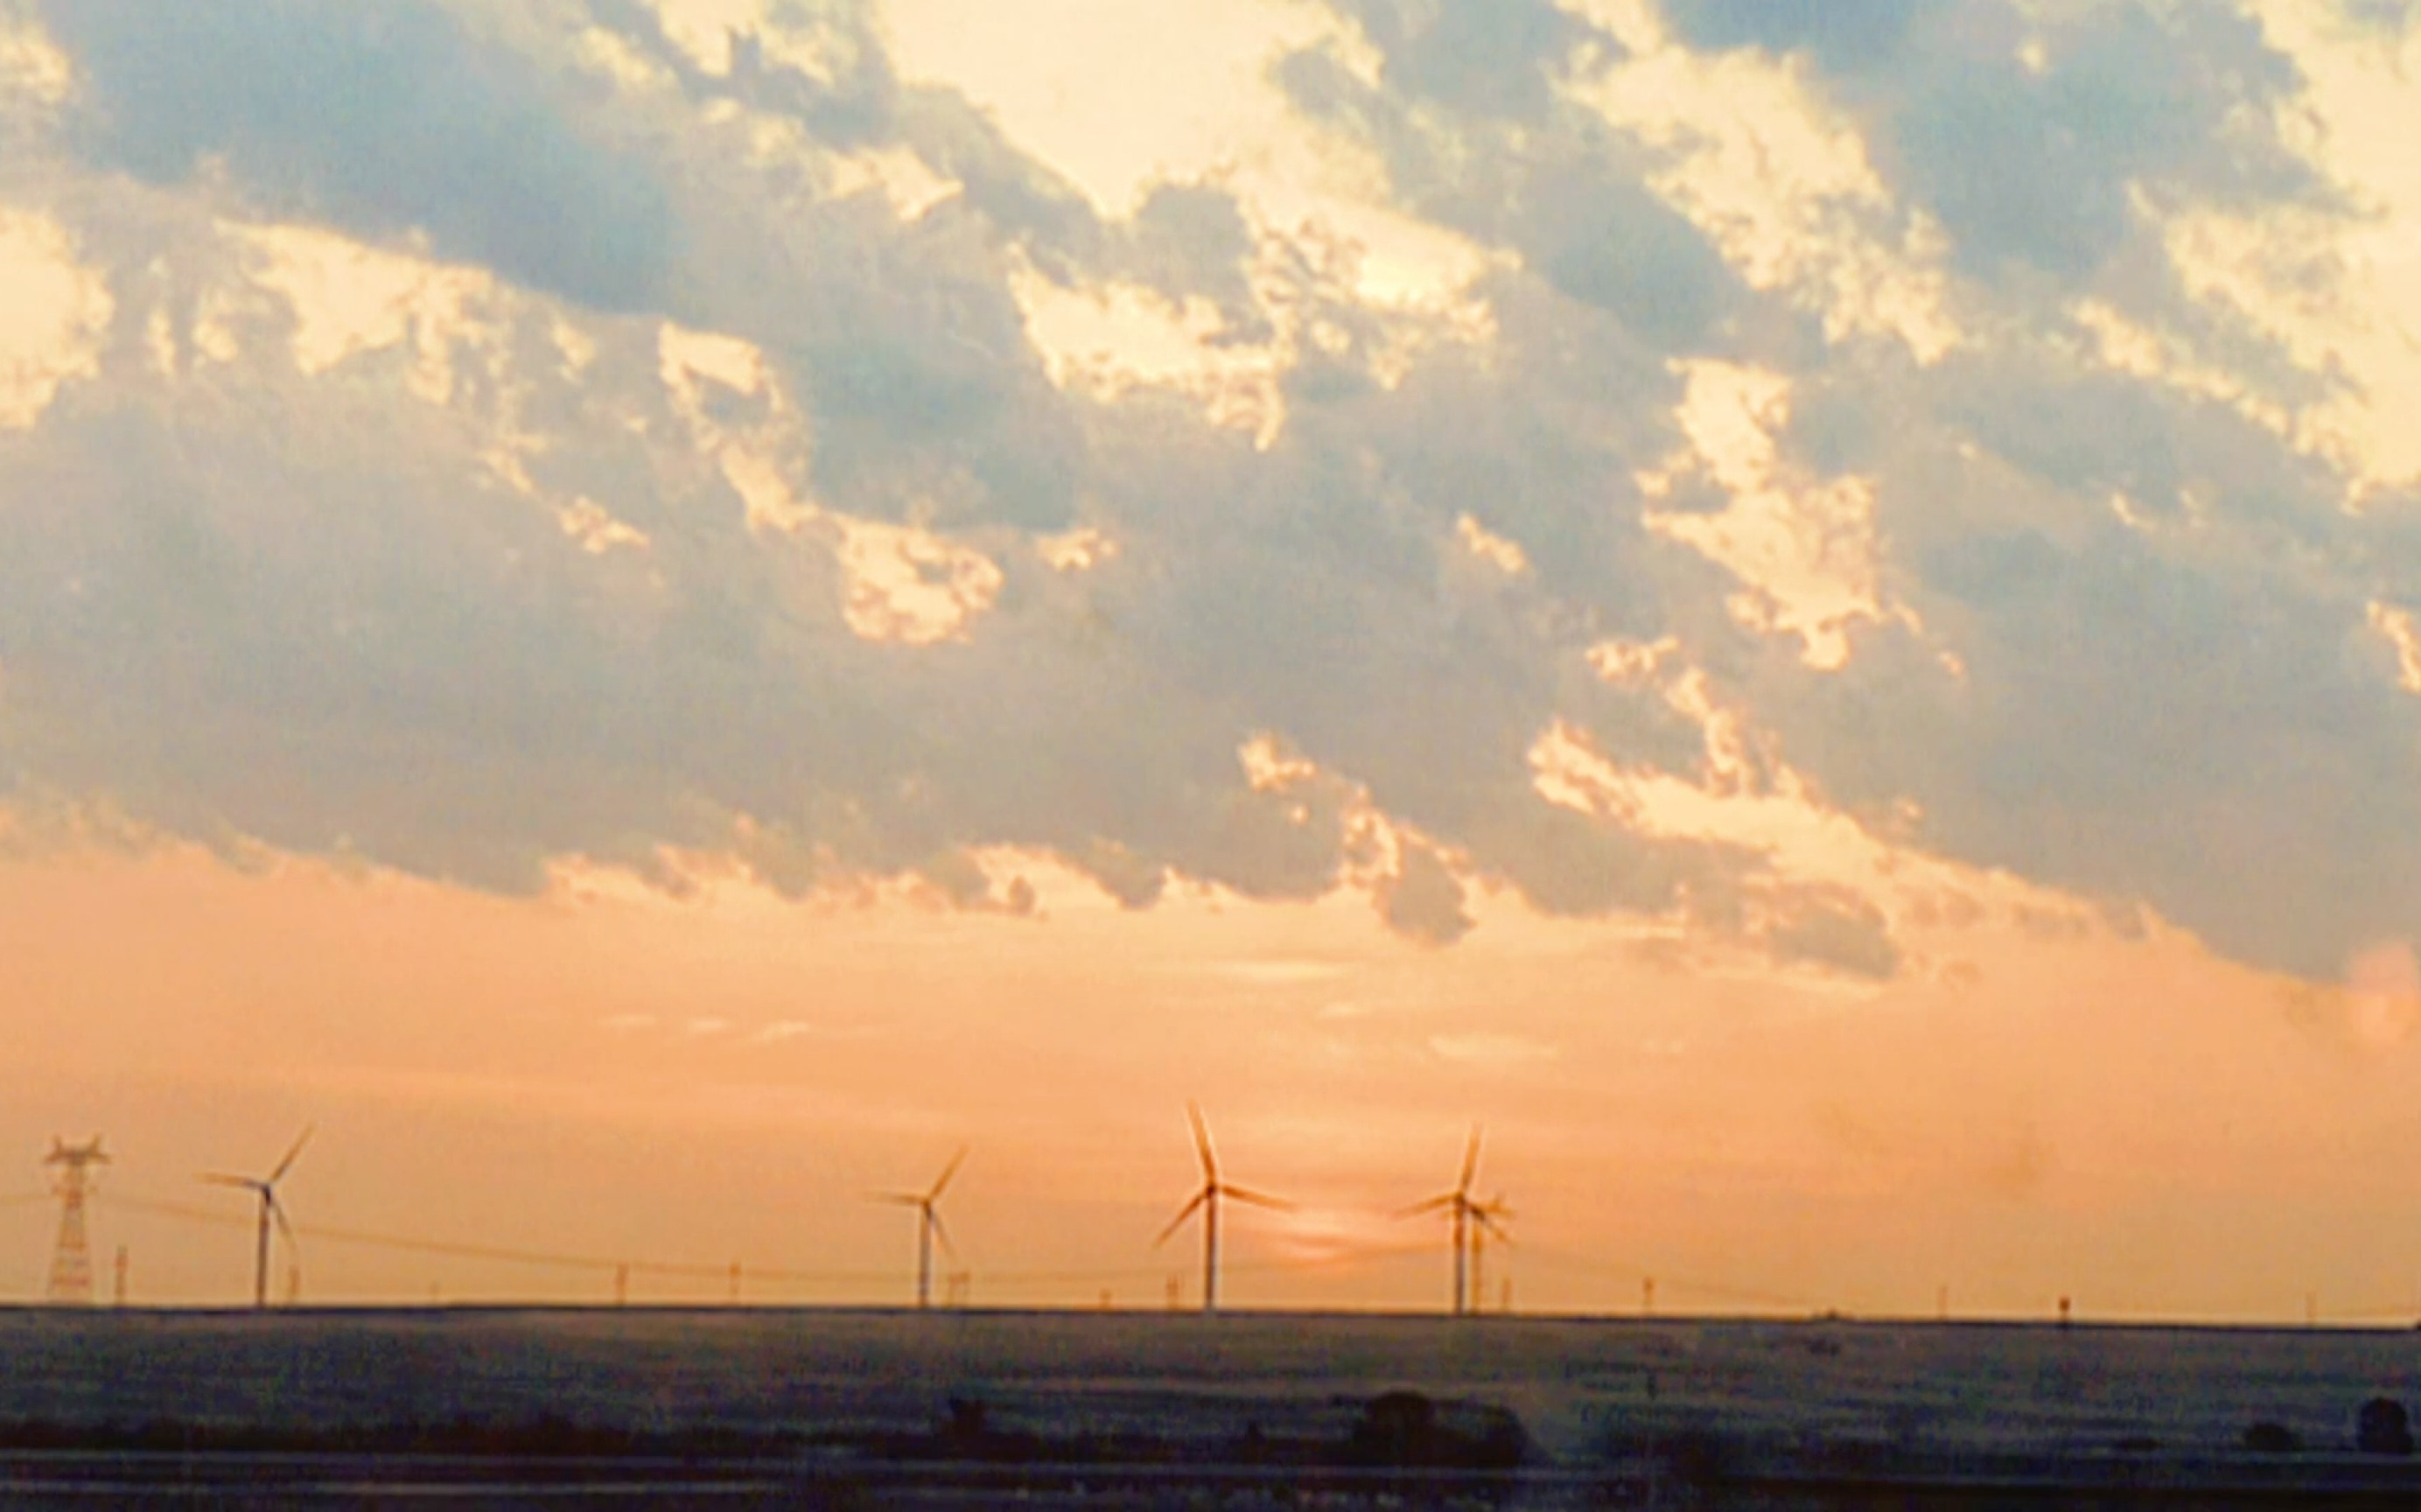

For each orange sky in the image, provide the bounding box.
[4,842,2417,1321]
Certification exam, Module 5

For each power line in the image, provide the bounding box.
[1515,1241,1821,1311]
[103,1188,1459,1297]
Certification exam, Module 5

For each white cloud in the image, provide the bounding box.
[1427,1032,1557,1066]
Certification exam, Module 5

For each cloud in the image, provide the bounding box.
[41,0,681,312]
[1656,0,1921,75]
[1325,0,1620,121]
[2,0,2419,984]
[1761,885,1900,981]
[1376,838,1473,946]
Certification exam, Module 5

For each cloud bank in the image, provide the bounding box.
[2,0,2418,984]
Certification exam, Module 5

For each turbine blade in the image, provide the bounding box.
[198,1173,258,1190]
[1154,1188,1209,1248]
[1457,1125,1482,1196]
[1186,1102,1218,1180]
[927,1145,969,1203]
[928,1208,957,1262]
[868,1192,924,1206]
[269,1124,315,1184]
[267,1195,297,1244]
[1219,1184,1292,1212]
[1395,1194,1459,1219]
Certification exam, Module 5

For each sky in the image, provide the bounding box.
[3,0,2421,1320]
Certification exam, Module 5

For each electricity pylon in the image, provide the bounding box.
[45,1138,109,1306]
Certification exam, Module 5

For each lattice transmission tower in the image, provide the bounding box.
[45,1138,108,1306]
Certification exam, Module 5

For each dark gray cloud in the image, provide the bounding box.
[1887,4,2317,279]
[1658,0,1922,74]
[1272,44,1753,350]
[1326,0,1620,120]
[1378,839,1473,946]
[1763,886,1902,980]
[1666,0,2324,280]
[39,0,680,312]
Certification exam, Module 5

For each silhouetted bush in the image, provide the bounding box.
[1343,1390,1528,1472]
[2358,1397,2413,1455]
[2242,1421,2300,1453]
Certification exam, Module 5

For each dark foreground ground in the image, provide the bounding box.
[4,1306,2421,1505]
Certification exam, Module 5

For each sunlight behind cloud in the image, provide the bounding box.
[879,0,1332,214]
[1011,268,1286,441]
[1564,4,1958,362]
[239,222,499,399]
[836,517,1005,646]
[1643,360,1900,669]
[2173,4,2421,488]
[0,209,108,430]
[0,16,71,107]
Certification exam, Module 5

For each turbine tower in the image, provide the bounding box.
[199,1125,312,1309]
[44,1138,108,1306]
[1400,1125,1506,1315]
[1468,1194,1512,1315]
[1155,1102,1288,1313]
[873,1146,966,1309]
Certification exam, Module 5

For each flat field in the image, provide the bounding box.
[3,1308,2420,1502]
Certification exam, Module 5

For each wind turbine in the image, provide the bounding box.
[1400,1124,1502,1315]
[199,1125,312,1310]
[872,1146,966,1309]
[1155,1102,1288,1313]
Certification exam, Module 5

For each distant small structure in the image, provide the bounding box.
[2058,1295,2072,1326]
[44,1138,109,1306]
[111,1245,128,1307]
